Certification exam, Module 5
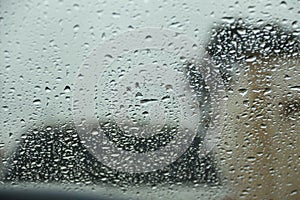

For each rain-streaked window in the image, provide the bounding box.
[0,0,299,199]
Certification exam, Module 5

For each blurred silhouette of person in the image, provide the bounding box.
[207,19,300,199]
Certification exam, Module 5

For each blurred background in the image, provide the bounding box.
[0,0,299,199]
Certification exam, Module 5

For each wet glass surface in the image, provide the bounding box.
[0,0,299,199]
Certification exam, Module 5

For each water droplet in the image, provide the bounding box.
[91,129,99,136]
[64,85,71,92]
[246,56,256,62]
[237,28,246,35]
[73,24,80,32]
[280,1,287,7]
[45,87,51,92]
[112,12,120,18]
[290,86,300,92]
[145,35,152,42]
[238,88,248,96]
[33,99,41,105]
[73,3,79,10]
[221,16,235,23]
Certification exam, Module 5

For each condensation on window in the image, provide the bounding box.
[0,0,299,200]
